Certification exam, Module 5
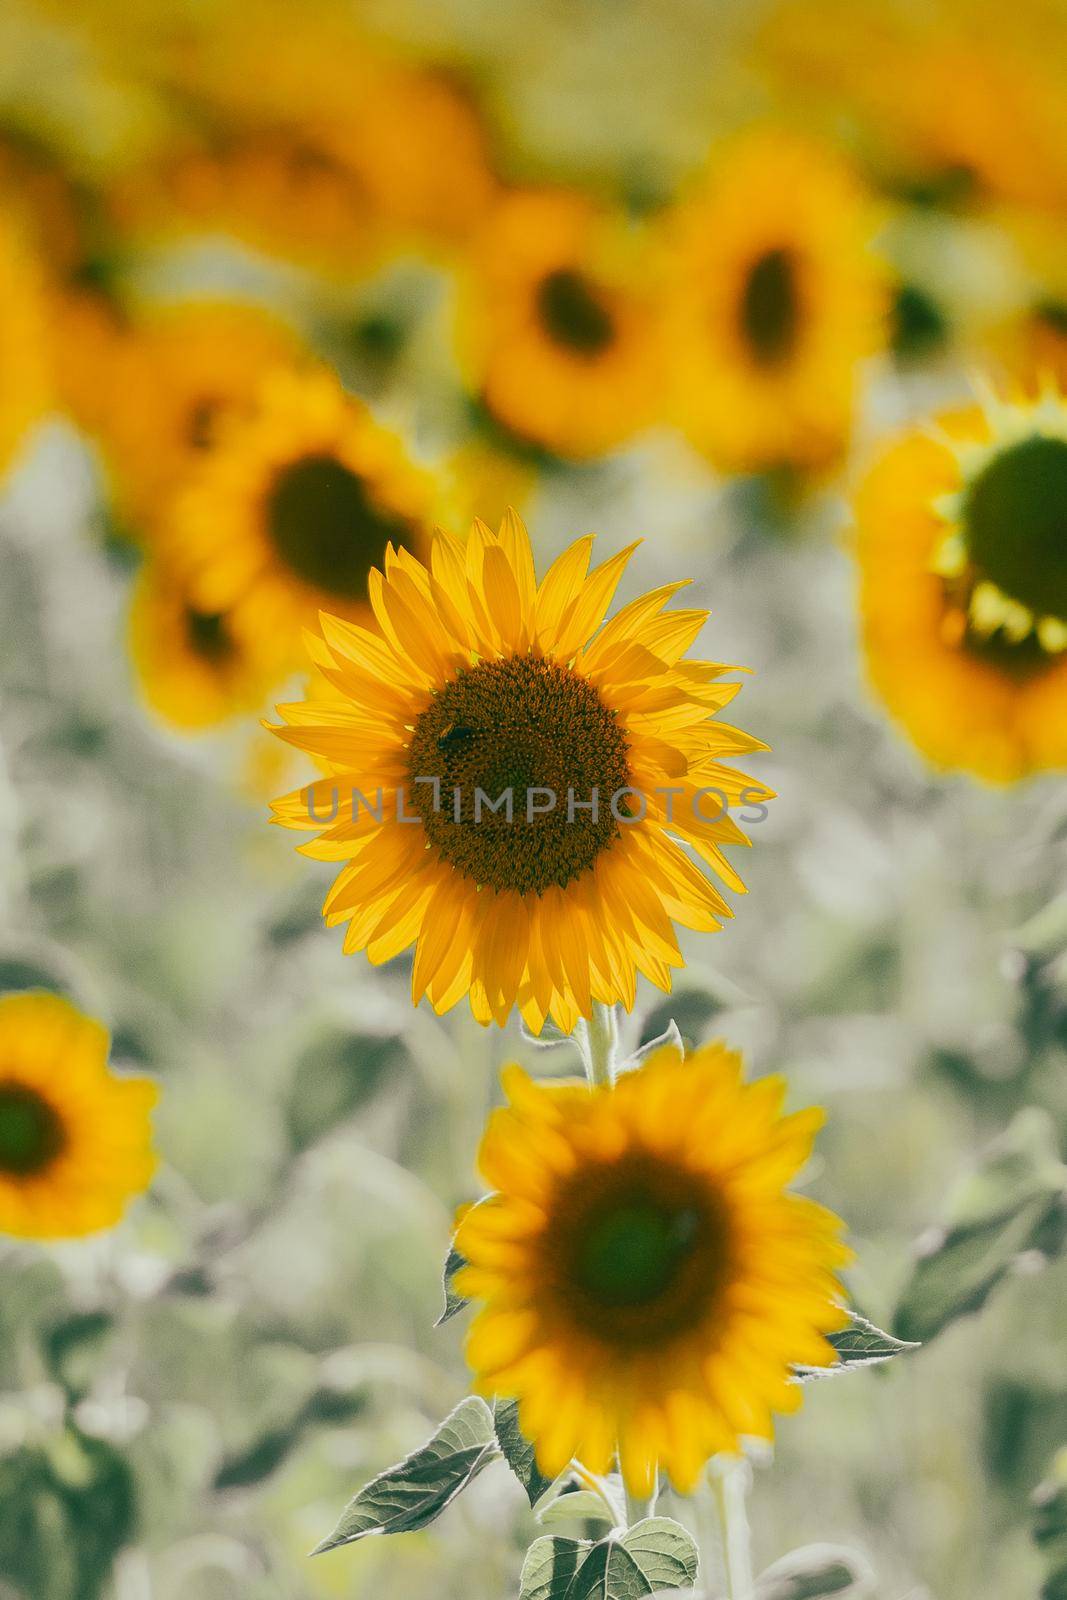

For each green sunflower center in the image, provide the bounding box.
[406,656,631,895]
[0,1082,66,1177]
[266,453,413,600]
[537,269,615,356]
[184,606,233,663]
[740,247,801,367]
[963,434,1067,622]
[547,1154,729,1347]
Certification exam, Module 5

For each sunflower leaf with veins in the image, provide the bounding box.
[494,1398,556,1506]
[310,1397,498,1554]
[793,1312,918,1382]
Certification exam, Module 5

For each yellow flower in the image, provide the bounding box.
[164,366,437,675]
[457,189,660,458]
[0,992,157,1240]
[455,1045,850,1495]
[270,511,771,1032]
[0,209,49,476]
[856,385,1067,782]
[128,557,277,732]
[110,130,382,278]
[83,300,300,540]
[662,130,886,474]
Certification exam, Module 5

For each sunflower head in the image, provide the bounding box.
[458,189,661,459]
[270,511,772,1032]
[664,129,887,474]
[455,1045,850,1495]
[857,382,1067,781]
[0,208,49,476]
[0,993,157,1240]
[163,367,437,674]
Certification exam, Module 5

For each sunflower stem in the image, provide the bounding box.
[581,1002,618,1088]
[706,1456,754,1600]
[624,1486,657,1527]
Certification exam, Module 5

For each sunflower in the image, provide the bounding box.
[164,367,437,675]
[455,1044,850,1495]
[0,209,49,476]
[457,189,660,459]
[0,992,157,1240]
[856,383,1067,782]
[128,557,278,731]
[84,300,300,540]
[662,130,886,475]
[269,511,771,1032]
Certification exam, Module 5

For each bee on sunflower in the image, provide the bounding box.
[856,382,1067,781]
[456,1041,850,1497]
[269,511,771,1032]
[163,366,438,678]
[457,189,661,459]
[662,130,887,475]
[0,993,157,1240]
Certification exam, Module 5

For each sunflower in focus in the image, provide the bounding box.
[129,558,278,731]
[455,1044,850,1494]
[663,131,886,475]
[0,209,49,475]
[84,300,300,540]
[458,190,659,459]
[270,511,771,1031]
[165,367,437,675]
[0,992,157,1240]
[857,383,1067,782]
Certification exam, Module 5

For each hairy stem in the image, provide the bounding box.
[707,1457,754,1600]
[580,1001,619,1088]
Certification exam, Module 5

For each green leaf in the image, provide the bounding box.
[755,1543,874,1598]
[537,1485,623,1530]
[894,1109,1067,1344]
[794,1312,918,1381]
[494,1399,556,1506]
[311,1397,497,1555]
[566,1519,699,1600]
[436,1239,469,1327]
[520,1536,592,1600]
[1033,1448,1067,1595]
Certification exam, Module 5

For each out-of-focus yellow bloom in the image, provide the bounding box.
[164,366,436,675]
[662,130,886,475]
[758,0,1067,211]
[72,300,300,540]
[128,558,277,732]
[270,512,770,1032]
[0,209,49,475]
[457,189,661,459]
[0,992,157,1240]
[856,386,1067,781]
[456,1046,850,1495]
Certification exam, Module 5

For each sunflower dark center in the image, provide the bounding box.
[537,269,615,356]
[545,1154,729,1348]
[0,1082,66,1177]
[266,453,413,599]
[740,247,801,367]
[406,656,631,895]
[184,606,232,663]
[963,434,1067,621]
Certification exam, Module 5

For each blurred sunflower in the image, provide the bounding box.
[455,1044,850,1495]
[110,130,381,277]
[663,130,886,474]
[166,367,436,673]
[857,385,1067,781]
[80,300,300,540]
[0,992,157,1240]
[270,511,771,1031]
[458,189,660,459]
[129,558,277,731]
[0,210,49,475]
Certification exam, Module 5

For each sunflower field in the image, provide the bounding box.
[2,1,1067,1597]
